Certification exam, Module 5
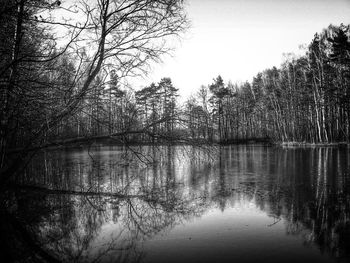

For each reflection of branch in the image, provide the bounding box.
[85,196,103,212]
[13,184,141,199]
[127,201,148,236]
[124,144,153,165]
[267,218,281,227]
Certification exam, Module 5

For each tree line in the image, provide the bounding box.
[185,24,350,143]
[35,23,350,146]
[55,76,181,143]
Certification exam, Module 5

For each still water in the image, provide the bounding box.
[3,145,350,262]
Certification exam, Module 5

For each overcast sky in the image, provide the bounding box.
[136,0,350,99]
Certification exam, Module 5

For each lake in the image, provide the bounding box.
[2,145,350,262]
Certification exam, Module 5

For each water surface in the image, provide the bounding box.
[3,145,350,262]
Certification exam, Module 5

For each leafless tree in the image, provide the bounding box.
[0,0,189,185]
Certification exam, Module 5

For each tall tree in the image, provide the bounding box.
[0,0,189,185]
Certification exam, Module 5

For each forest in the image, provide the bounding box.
[0,1,350,184]
[185,24,350,144]
[6,22,347,145]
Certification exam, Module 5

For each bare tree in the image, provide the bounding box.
[0,0,189,185]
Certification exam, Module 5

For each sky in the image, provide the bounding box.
[134,0,350,100]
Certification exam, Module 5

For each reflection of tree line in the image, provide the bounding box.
[188,146,350,261]
[270,148,350,261]
[2,146,349,262]
[3,146,208,262]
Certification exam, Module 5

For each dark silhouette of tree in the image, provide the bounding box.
[0,0,189,185]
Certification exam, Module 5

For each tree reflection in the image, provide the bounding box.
[2,146,208,262]
[206,146,350,261]
[1,146,349,262]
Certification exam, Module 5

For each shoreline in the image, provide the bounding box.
[278,141,350,148]
[9,139,350,154]
[45,140,350,151]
